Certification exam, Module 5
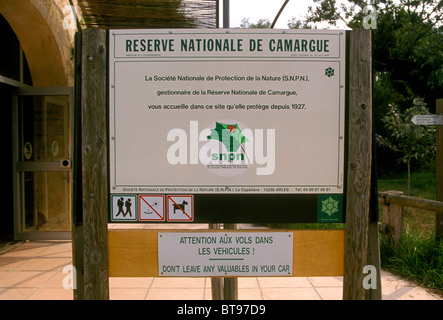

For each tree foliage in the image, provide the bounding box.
[306,0,442,110]
[305,0,442,173]
[376,99,436,193]
[240,18,271,28]
[240,1,442,173]
[377,99,436,167]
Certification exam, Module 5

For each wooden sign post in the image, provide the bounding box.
[72,28,379,300]
[72,28,109,300]
[342,29,381,300]
[435,99,443,239]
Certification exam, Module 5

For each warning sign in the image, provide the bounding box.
[158,232,293,277]
[167,195,193,222]
[111,195,137,221]
[139,195,165,221]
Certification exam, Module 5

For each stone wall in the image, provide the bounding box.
[0,0,78,86]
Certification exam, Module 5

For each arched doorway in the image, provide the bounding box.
[0,0,74,87]
[0,0,75,240]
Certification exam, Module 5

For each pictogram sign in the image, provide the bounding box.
[167,195,193,222]
[111,195,137,221]
[139,195,165,221]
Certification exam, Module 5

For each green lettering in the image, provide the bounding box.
[309,39,315,52]
[140,39,146,51]
[181,39,188,51]
[126,39,132,52]
[269,39,275,51]
[223,39,230,51]
[284,39,292,51]
[215,39,222,51]
[294,39,300,51]
[154,39,160,51]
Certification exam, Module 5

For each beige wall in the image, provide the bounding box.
[0,0,78,86]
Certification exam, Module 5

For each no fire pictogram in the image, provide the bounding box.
[139,195,165,221]
[167,195,193,222]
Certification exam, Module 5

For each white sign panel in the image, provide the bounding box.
[110,195,137,221]
[411,115,443,125]
[158,232,293,277]
[166,195,194,221]
[139,195,165,221]
[109,29,346,194]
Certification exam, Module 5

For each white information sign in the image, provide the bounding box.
[411,115,443,126]
[109,29,346,194]
[158,232,293,277]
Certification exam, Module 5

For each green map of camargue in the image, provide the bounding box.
[207,122,248,152]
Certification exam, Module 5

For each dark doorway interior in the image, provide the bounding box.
[0,83,14,246]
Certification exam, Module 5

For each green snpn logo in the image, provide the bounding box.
[321,196,340,216]
[166,120,275,176]
[317,195,342,223]
[207,122,248,162]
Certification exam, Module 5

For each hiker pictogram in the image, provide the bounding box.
[125,198,133,217]
[111,195,137,221]
[167,195,193,222]
[116,197,125,217]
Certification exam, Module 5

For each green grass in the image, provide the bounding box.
[267,170,443,295]
[378,170,442,295]
[379,170,436,237]
[380,234,443,295]
[378,170,436,200]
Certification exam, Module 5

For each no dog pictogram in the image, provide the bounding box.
[167,195,193,222]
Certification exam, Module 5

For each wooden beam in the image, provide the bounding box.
[379,191,443,213]
[80,28,109,300]
[209,223,223,299]
[343,29,376,300]
[108,229,345,278]
[71,30,84,300]
[223,224,238,300]
[381,191,404,246]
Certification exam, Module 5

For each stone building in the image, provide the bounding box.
[0,0,216,241]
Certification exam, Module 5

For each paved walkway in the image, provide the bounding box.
[0,226,441,300]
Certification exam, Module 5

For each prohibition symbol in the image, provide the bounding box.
[139,195,165,221]
[167,195,194,222]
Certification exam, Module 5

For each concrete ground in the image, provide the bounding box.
[0,225,441,300]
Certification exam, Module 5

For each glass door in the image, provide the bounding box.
[13,87,73,240]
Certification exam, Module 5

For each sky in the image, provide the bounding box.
[225,0,314,29]
[222,0,442,30]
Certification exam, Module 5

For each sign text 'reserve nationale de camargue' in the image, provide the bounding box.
[109,29,346,194]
